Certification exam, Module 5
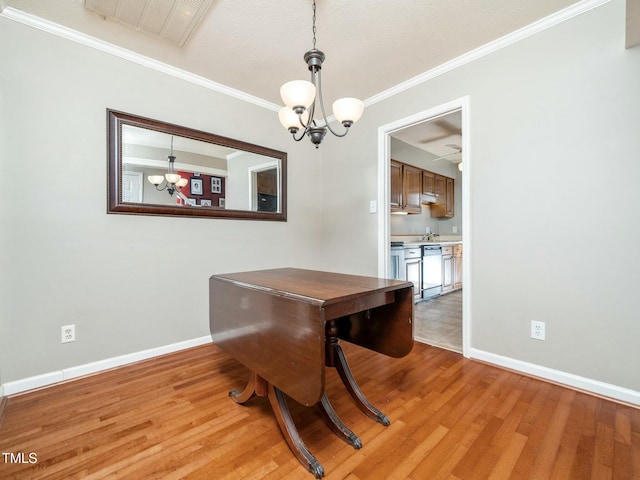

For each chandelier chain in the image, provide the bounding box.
[312,0,317,49]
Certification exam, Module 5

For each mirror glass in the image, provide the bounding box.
[108,110,287,221]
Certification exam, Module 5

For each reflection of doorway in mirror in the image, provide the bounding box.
[252,167,279,212]
[122,171,143,203]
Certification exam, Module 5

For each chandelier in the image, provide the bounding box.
[278,0,364,148]
[147,136,188,196]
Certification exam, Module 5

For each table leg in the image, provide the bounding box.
[229,373,325,478]
[229,372,267,404]
[317,394,362,449]
[268,383,325,479]
[325,321,391,426]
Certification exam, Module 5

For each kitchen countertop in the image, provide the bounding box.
[401,240,462,247]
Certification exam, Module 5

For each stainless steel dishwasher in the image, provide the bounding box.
[422,245,442,299]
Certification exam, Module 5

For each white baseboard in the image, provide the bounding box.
[470,348,640,406]
[4,339,638,407]
[1,335,213,397]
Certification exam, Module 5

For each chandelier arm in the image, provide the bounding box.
[291,129,307,142]
[315,69,349,138]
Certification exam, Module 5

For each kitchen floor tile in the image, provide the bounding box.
[414,290,462,353]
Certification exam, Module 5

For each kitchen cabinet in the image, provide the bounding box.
[391,160,422,214]
[391,160,454,217]
[404,247,422,300]
[453,244,463,290]
[390,247,406,281]
[422,170,435,196]
[431,176,454,218]
[441,245,454,294]
[390,160,402,210]
[434,174,446,198]
[256,170,277,195]
[403,164,422,213]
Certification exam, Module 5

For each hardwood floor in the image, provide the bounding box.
[1,342,638,479]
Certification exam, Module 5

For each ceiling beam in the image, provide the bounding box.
[628,0,640,48]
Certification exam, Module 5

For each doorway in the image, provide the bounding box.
[377,97,471,357]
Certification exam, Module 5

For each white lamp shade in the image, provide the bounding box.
[177,178,189,188]
[165,173,182,185]
[278,107,310,130]
[148,175,164,185]
[332,98,364,124]
[280,80,316,110]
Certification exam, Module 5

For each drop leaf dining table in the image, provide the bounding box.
[209,268,414,478]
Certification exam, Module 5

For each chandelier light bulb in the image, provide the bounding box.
[279,107,310,131]
[165,173,182,185]
[280,80,316,112]
[332,98,364,126]
[148,175,164,185]
[177,178,189,188]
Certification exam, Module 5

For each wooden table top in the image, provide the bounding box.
[212,267,412,306]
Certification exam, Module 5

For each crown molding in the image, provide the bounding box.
[0,7,281,112]
[364,0,612,106]
[1,0,613,112]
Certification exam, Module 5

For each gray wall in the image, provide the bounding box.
[320,0,640,392]
[0,18,322,384]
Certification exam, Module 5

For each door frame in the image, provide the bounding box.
[377,96,471,357]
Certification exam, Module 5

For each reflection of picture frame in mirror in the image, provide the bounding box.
[219,198,225,208]
[201,199,212,207]
[211,177,222,194]
[190,178,203,195]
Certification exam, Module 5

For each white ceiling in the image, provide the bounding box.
[392,110,463,163]
[5,0,584,109]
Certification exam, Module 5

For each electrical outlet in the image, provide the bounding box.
[61,324,76,343]
[369,200,377,213]
[531,321,545,341]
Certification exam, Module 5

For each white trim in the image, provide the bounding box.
[1,335,213,396]
[123,156,228,177]
[470,348,640,406]
[0,7,280,112]
[364,0,612,107]
[1,1,612,112]
[377,96,471,359]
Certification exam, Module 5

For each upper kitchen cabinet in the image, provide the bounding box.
[391,160,422,214]
[403,164,422,213]
[422,170,435,196]
[431,176,455,218]
[390,160,403,209]
[434,174,446,198]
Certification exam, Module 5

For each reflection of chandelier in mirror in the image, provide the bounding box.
[278,0,364,148]
[147,136,188,196]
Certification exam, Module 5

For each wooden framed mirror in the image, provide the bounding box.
[107,109,287,221]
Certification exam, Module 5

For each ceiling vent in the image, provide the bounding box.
[84,0,213,47]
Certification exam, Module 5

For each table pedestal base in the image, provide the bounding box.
[229,322,391,477]
[231,372,364,478]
